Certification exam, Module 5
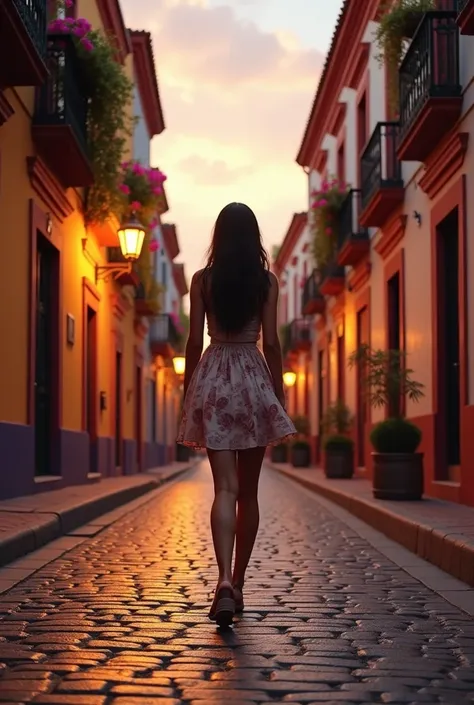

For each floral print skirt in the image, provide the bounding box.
[177,343,296,451]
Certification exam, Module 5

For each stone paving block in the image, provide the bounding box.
[0,464,473,703]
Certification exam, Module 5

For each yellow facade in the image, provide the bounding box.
[0,0,182,499]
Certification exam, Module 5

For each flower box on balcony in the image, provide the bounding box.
[320,262,345,298]
[336,189,370,267]
[0,0,48,87]
[457,0,474,33]
[32,33,93,188]
[301,270,325,316]
[360,122,404,228]
[397,11,462,162]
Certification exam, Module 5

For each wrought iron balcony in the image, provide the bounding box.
[360,122,404,228]
[0,0,48,87]
[32,34,93,188]
[301,270,325,316]
[457,0,474,33]
[282,319,311,357]
[150,314,181,358]
[319,261,345,298]
[398,11,462,162]
[336,189,369,267]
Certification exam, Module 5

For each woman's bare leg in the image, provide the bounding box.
[207,449,239,585]
[232,446,266,589]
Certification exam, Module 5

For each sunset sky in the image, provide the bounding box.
[122,0,345,286]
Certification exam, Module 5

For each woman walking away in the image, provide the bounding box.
[177,202,296,628]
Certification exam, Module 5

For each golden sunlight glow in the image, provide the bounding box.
[117,215,146,261]
[173,355,186,376]
[283,370,297,388]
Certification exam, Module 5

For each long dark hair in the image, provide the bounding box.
[203,203,270,334]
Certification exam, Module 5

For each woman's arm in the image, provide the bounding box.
[183,270,205,397]
[262,272,285,407]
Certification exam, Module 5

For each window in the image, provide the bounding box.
[357,93,367,157]
[337,142,345,182]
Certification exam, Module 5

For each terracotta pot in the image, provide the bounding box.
[372,452,424,500]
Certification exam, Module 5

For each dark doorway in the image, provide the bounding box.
[135,365,142,472]
[34,234,59,476]
[356,306,369,467]
[317,349,324,462]
[387,272,401,417]
[337,330,345,401]
[437,208,461,479]
[86,306,97,472]
[115,351,122,470]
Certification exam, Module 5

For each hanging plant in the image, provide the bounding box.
[310,177,349,269]
[134,231,163,316]
[48,3,135,225]
[375,0,434,117]
[119,161,167,228]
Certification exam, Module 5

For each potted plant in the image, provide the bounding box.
[290,415,311,468]
[375,0,434,116]
[322,399,354,479]
[310,177,349,269]
[270,443,288,463]
[348,345,425,501]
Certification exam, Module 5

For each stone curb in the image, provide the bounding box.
[0,464,193,568]
[269,463,474,588]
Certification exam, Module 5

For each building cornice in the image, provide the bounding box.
[130,31,165,137]
[27,156,74,222]
[273,212,307,276]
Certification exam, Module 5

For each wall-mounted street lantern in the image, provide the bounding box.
[283,370,297,388]
[172,355,186,376]
[82,214,146,283]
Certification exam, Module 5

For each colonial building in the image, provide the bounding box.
[287,0,474,505]
[0,0,185,499]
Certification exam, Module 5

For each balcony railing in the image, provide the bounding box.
[32,34,92,187]
[301,270,325,316]
[360,122,404,227]
[14,0,47,56]
[0,0,48,86]
[398,11,461,160]
[337,189,369,267]
[282,319,311,357]
[150,314,181,357]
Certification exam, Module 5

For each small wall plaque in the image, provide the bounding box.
[66,314,75,346]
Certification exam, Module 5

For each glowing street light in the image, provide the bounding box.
[283,370,297,388]
[173,355,186,376]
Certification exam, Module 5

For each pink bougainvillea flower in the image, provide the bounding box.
[152,187,162,196]
[317,199,328,207]
[120,161,129,170]
[321,180,329,192]
[119,184,130,195]
[80,37,93,51]
[149,239,159,252]
[325,228,332,235]
[132,162,145,175]
[65,0,74,6]
[149,218,159,229]
[75,18,92,32]
[130,201,142,211]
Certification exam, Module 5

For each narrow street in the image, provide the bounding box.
[0,462,473,705]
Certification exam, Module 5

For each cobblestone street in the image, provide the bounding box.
[0,461,474,705]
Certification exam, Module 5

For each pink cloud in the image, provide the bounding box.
[177,155,253,185]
